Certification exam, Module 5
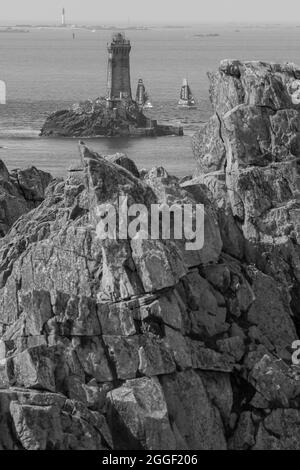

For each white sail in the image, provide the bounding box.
[136,79,153,109]
[0,80,6,104]
[178,78,196,107]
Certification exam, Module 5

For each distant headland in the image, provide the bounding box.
[0,27,29,33]
[194,33,220,37]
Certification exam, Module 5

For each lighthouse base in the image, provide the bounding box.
[40,98,183,138]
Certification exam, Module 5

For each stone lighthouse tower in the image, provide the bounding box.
[106,33,132,108]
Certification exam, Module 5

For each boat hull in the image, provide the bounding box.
[178,99,197,108]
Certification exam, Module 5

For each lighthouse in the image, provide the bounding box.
[61,8,66,27]
[106,33,132,108]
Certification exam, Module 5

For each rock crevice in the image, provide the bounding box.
[1,60,300,449]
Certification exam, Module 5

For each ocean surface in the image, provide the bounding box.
[1,23,300,177]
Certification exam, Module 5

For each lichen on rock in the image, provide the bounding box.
[1,60,300,450]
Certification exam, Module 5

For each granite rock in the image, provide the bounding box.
[1,60,300,450]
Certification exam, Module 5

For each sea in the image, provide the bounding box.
[1,23,300,177]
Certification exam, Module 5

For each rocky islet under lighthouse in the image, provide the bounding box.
[40,32,182,137]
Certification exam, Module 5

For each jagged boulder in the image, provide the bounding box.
[0,138,300,450]
[0,159,52,237]
[106,153,140,178]
[107,377,177,450]
[192,60,300,325]
[0,389,112,450]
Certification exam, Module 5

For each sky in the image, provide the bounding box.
[2,0,300,24]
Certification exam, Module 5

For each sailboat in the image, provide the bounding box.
[178,78,196,107]
[136,79,153,109]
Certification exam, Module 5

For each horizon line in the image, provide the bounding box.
[1,20,300,25]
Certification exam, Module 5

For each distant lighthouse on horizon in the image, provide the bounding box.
[61,8,66,27]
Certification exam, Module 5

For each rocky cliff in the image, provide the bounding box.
[0,61,300,450]
[192,60,300,330]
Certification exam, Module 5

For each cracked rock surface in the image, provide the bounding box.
[0,162,52,237]
[0,61,300,450]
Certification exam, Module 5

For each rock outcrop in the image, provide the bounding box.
[0,160,52,237]
[1,60,300,450]
[192,60,300,328]
[40,98,183,138]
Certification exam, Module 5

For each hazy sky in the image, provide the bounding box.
[2,0,300,24]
